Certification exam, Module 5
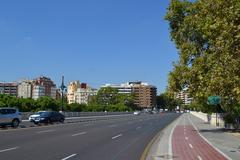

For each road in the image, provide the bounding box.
[0,113,179,160]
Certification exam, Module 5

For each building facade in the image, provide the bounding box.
[18,80,32,98]
[102,81,157,109]
[0,82,18,97]
[74,87,97,104]
[67,81,97,104]
[32,76,57,100]
[67,81,81,104]
[175,88,192,105]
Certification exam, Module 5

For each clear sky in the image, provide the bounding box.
[0,0,178,94]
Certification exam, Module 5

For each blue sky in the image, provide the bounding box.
[0,0,178,94]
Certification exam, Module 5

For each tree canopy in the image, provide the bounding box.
[165,0,240,113]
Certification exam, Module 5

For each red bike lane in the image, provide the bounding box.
[172,125,228,160]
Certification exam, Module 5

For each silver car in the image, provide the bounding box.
[0,108,22,128]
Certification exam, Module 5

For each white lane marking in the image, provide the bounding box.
[72,132,86,137]
[197,155,203,160]
[112,134,122,139]
[136,126,141,130]
[189,143,193,149]
[108,124,117,128]
[84,124,93,126]
[187,114,232,160]
[36,129,55,134]
[185,137,188,140]
[0,147,19,153]
[61,154,77,160]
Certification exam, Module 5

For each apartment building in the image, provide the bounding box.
[67,81,81,104]
[75,87,97,104]
[18,80,32,98]
[0,82,18,97]
[67,81,97,104]
[32,76,57,100]
[175,88,192,105]
[102,81,157,109]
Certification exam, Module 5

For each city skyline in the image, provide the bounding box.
[0,0,178,94]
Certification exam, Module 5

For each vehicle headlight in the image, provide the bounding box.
[40,118,45,120]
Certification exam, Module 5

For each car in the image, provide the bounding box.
[29,111,65,124]
[0,108,22,128]
[133,111,140,115]
[28,111,47,122]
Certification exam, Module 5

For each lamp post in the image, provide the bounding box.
[60,76,66,112]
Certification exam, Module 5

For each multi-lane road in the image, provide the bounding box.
[0,113,179,160]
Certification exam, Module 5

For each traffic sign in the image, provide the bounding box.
[207,96,221,105]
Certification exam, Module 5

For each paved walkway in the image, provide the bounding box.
[147,113,240,160]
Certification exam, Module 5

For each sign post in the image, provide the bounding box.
[208,96,221,126]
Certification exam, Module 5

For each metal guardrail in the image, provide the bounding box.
[21,111,133,120]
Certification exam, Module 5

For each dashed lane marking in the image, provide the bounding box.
[112,134,122,140]
[36,129,55,134]
[189,143,193,149]
[197,155,203,160]
[72,132,86,137]
[0,147,19,153]
[61,154,77,160]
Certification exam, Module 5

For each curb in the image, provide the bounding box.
[140,114,182,160]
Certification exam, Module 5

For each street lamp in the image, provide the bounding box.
[60,76,66,112]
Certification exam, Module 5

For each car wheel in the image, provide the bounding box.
[12,119,20,128]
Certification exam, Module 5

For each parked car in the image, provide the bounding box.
[0,108,22,128]
[29,111,65,124]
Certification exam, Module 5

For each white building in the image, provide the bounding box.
[75,87,97,104]
[18,80,32,98]
[32,85,45,100]
[176,88,192,105]
[67,81,81,104]
[67,81,97,104]
[31,76,57,100]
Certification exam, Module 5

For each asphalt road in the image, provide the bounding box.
[0,113,180,160]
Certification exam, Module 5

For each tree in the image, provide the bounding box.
[156,93,182,111]
[165,0,240,114]
[35,96,59,111]
[96,87,119,106]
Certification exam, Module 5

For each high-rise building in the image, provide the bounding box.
[67,81,81,104]
[18,80,32,98]
[175,88,192,105]
[74,87,97,104]
[67,81,97,104]
[0,82,18,97]
[32,76,57,100]
[102,81,157,109]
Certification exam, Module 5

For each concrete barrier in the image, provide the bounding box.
[190,111,225,127]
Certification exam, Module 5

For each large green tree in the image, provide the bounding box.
[165,0,240,114]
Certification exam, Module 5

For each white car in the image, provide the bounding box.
[133,111,140,115]
[28,111,46,123]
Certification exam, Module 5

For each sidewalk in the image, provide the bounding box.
[146,113,240,160]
